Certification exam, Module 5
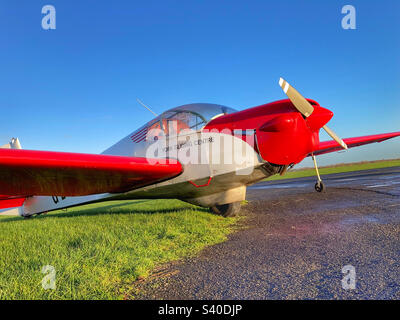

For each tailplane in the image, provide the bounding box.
[1,137,22,149]
[0,197,25,216]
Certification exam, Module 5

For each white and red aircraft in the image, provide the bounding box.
[1,79,399,218]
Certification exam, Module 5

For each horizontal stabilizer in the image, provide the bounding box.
[0,196,25,216]
[0,197,25,209]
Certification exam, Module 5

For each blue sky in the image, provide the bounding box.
[0,0,399,166]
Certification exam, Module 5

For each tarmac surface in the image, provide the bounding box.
[134,166,400,300]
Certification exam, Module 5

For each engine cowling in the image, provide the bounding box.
[256,105,333,165]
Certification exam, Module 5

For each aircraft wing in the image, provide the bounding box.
[311,132,400,156]
[0,149,182,197]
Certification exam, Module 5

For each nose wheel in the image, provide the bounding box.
[315,181,325,192]
[312,154,325,193]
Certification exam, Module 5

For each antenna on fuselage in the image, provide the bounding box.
[136,98,159,117]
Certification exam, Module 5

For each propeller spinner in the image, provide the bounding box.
[279,78,348,150]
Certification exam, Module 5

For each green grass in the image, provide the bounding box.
[0,199,238,300]
[267,159,400,181]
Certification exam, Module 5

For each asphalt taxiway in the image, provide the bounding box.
[134,166,400,299]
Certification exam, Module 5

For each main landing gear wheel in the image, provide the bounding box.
[210,202,241,217]
[315,181,325,192]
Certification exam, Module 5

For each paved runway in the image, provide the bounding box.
[134,167,400,300]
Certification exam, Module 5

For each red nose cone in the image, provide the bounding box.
[306,106,333,131]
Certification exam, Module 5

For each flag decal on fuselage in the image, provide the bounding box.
[131,127,148,143]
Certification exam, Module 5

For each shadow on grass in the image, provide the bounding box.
[0,200,210,223]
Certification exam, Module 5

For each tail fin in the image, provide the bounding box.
[1,138,22,149]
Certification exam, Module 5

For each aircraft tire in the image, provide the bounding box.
[210,202,241,217]
[315,181,325,192]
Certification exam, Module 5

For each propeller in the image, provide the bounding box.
[322,124,348,150]
[279,77,348,150]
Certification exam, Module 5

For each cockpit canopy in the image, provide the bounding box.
[147,103,237,136]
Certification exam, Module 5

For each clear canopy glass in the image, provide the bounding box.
[147,103,237,136]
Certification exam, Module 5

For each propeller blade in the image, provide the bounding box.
[279,77,314,117]
[322,125,348,149]
[278,77,347,150]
